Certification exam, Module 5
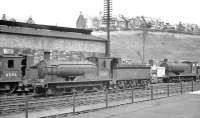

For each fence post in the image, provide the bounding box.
[151,85,153,100]
[167,81,170,97]
[73,92,76,113]
[25,96,28,118]
[131,86,134,103]
[181,81,183,95]
[105,88,108,108]
[192,80,194,92]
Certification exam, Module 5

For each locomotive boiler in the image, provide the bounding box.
[36,60,97,80]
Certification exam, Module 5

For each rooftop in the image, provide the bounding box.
[0,20,106,42]
[0,20,92,34]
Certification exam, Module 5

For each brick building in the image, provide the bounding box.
[0,20,107,64]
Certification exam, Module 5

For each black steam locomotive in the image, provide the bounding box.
[0,53,151,96]
[33,56,151,96]
[159,60,200,82]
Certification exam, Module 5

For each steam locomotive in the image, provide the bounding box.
[33,56,151,96]
[151,59,200,83]
[0,53,199,96]
[0,53,151,96]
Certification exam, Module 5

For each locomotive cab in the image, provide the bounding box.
[0,54,35,95]
[87,56,114,80]
[0,54,24,94]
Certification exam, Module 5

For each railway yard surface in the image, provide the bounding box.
[0,82,200,118]
[68,91,200,118]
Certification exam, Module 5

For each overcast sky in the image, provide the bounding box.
[0,0,199,27]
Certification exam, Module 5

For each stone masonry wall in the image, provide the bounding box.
[0,34,106,64]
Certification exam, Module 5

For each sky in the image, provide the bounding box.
[0,0,200,27]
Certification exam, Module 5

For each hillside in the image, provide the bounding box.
[93,31,200,63]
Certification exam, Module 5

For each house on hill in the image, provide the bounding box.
[1,14,35,24]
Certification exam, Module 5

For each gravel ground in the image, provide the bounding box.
[69,91,200,118]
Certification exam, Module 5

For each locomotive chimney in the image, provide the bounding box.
[163,59,168,63]
[149,59,154,66]
[44,51,51,60]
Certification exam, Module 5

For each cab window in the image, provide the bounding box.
[8,60,14,68]
[103,61,106,68]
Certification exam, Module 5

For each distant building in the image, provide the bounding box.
[76,12,87,29]
[1,14,7,20]
[26,16,35,24]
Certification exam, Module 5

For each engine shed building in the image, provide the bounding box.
[0,20,107,63]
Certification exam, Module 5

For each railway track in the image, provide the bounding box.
[0,81,200,116]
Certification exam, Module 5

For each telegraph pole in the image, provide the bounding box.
[103,0,112,57]
[141,16,147,64]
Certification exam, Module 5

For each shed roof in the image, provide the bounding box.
[0,20,106,42]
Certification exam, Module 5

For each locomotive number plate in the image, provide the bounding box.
[100,71,109,76]
[5,72,17,77]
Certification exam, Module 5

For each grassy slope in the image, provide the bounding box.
[93,31,200,63]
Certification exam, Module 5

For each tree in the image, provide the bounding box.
[92,17,101,30]
[119,15,131,30]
